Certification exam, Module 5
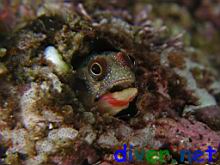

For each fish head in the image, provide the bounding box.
[74,51,137,115]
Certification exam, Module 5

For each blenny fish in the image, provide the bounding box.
[73,51,137,115]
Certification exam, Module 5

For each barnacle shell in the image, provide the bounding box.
[44,46,70,74]
[97,87,138,115]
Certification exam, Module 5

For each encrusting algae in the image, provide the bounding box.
[0,1,220,165]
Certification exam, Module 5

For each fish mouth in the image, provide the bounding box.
[96,79,138,116]
[95,78,135,101]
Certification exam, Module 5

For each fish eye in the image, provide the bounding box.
[90,62,102,75]
[89,58,107,80]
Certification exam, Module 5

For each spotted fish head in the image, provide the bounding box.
[74,51,137,115]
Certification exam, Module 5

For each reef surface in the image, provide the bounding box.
[0,1,220,165]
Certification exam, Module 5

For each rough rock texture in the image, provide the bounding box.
[0,1,220,165]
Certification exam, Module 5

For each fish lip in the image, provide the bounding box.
[95,78,135,102]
